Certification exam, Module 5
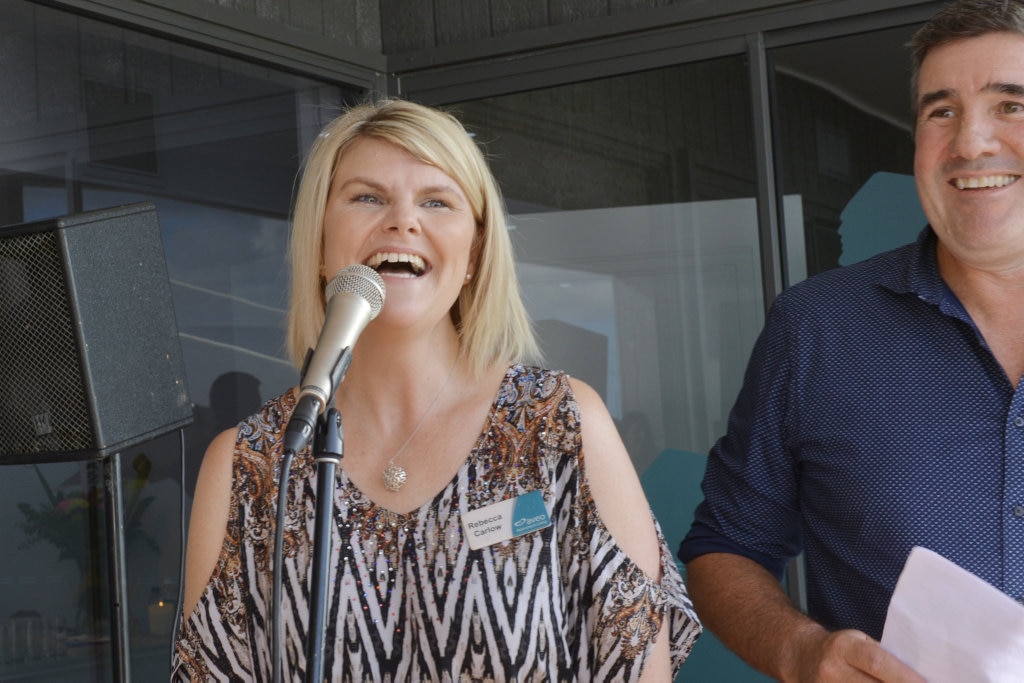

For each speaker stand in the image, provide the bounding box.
[102,452,132,683]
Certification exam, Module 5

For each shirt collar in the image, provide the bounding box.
[877,225,973,322]
[877,226,946,305]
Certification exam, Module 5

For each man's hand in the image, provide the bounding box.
[784,628,926,683]
[686,554,927,682]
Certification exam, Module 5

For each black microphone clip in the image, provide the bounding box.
[283,346,352,456]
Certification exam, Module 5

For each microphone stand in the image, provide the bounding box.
[304,406,343,683]
[274,346,352,683]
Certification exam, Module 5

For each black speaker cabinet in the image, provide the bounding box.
[0,202,193,463]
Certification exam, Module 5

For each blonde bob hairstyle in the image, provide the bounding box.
[286,98,539,377]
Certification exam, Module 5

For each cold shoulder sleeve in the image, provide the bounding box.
[174,370,700,681]
[172,392,301,682]
[563,486,701,678]
[545,372,701,679]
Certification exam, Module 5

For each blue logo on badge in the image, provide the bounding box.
[512,490,551,537]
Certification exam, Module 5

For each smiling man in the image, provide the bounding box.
[678,1,1024,681]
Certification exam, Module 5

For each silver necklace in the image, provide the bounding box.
[382,361,458,492]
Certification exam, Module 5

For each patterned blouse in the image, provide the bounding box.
[173,365,700,681]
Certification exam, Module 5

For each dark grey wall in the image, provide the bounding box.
[42,0,386,90]
[189,0,383,51]
[170,0,807,55]
[377,0,802,53]
[50,1,933,86]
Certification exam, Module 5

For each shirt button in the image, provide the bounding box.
[1016,416,1024,428]
[1015,505,1024,518]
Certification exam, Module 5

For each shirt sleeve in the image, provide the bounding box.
[678,293,804,579]
[654,516,704,674]
[171,418,268,682]
[567,484,702,680]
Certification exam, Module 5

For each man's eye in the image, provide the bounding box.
[927,107,955,119]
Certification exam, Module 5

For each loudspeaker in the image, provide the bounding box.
[0,202,193,463]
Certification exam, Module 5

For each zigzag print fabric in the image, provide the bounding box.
[173,365,700,681]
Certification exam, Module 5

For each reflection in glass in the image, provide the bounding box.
[771,25,921,279]
[1,460,110,679]
[511,199,771,469]
[457,58,762,470]
[0,0,361,678]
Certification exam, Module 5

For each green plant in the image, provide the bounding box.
[15,453,160,628]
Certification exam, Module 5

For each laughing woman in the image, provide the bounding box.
[172,98,700,682]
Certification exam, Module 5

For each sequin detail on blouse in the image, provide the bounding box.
[173,365,700,681]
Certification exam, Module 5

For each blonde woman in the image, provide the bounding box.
[174,98,699,681]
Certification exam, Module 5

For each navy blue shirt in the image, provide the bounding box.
[679,228,1024,639]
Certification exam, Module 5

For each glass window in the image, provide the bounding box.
[458,58,762,467]
[0,0,362,678]
[771,25,925,282]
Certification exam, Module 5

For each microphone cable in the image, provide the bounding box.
[271,448,295,683]
[170,427,187,670]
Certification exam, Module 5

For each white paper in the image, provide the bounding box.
[881,546,1024,682]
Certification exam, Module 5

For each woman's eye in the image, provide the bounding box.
[355,194,381,204]
[424,198,449,209]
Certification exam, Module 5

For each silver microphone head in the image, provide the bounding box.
[297,264,386,411]
[325,264,386,316]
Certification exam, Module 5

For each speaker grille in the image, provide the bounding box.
[0,230,93,456]
[0,203,193,463]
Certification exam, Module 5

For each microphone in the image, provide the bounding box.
[283,264,385,455]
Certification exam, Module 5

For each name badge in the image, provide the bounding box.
[461,490,552,550]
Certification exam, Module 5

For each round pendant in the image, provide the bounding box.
[382,462,407,492]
